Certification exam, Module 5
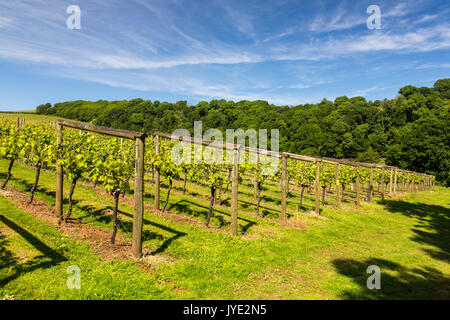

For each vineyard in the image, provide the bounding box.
[0,117,437,259]
[0,114,448,299]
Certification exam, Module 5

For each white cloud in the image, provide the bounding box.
[0,0,447,106]
[272,24,450,62]
[384,2,410,17]
[289,84,311,89]
[0,17,13,28]
[309,8,366,33]
[415,14,440,24]
[416,63,450,69]
[262,30,294,43]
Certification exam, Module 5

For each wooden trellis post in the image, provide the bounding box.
[381,167,385,200]
[356,166,360,206]
[406,172,411,192]
[154,135,160,211]
[55,123,63,222]
[335,164,340,208]
[230,146,240,236]
[281,154,287,223]
[369,167,374,202]
[315,161,320,214]
[389,168,393,195]
[132,137,145,258]
[393,168,398,195]
[55,119,146,259]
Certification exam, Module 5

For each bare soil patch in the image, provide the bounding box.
[0,188,132,261]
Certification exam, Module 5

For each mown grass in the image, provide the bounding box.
[0,111,64,123]
[1,159,449,299]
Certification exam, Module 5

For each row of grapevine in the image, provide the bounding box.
[0,119,437,243]
[0,119,136,244]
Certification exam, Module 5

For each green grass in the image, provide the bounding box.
[0,111,70,123]
[1,159,449,299]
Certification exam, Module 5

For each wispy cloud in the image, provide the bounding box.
[309,7,365,32]
[272,24,450,62]
[416,63,450,69]
[262,30,294,43]
[384,2,410,17]
[0,0,448,107]
[0,17,13,28]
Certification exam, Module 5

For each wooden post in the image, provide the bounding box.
[393,168,398,195]
[55,124,63,222]
[356,166,360,206]
[389,168,393,195]
[369,167,374,202]
[230,146,239,236]
[381,167,385,200]
[315,161,320,214]
[335,164,340,208]
[132,137,145,259]
[16,117,20,128]
[281,154,287,223]
[154,135,160,211]
[407,172,411,193]
[253,154,258,201]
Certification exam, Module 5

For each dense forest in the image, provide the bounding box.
[36,79,450,185]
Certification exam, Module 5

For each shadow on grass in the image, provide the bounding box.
[119,209,187,256]
[0,214,67,287]
[333,257,450,299]
[170,199,256,234]
[379,199,450,263]
[2,172,187,257]
[75,204,187,256]
[8,176,57,200]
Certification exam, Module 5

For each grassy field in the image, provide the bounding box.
[0,111,65,123]
[0,157,449,299]
[0,112,449,299]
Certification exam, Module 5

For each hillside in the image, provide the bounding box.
[34,79,450,186]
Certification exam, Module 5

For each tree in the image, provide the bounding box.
[36,103,52,114]
[355,147,380,163]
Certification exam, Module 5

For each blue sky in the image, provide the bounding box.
[0,0,449,110]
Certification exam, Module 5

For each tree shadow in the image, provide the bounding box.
[333,257,450,299]
[0,214,67,287]
[379,199,450,263]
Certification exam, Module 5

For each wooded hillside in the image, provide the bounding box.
[36,79,450,185]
